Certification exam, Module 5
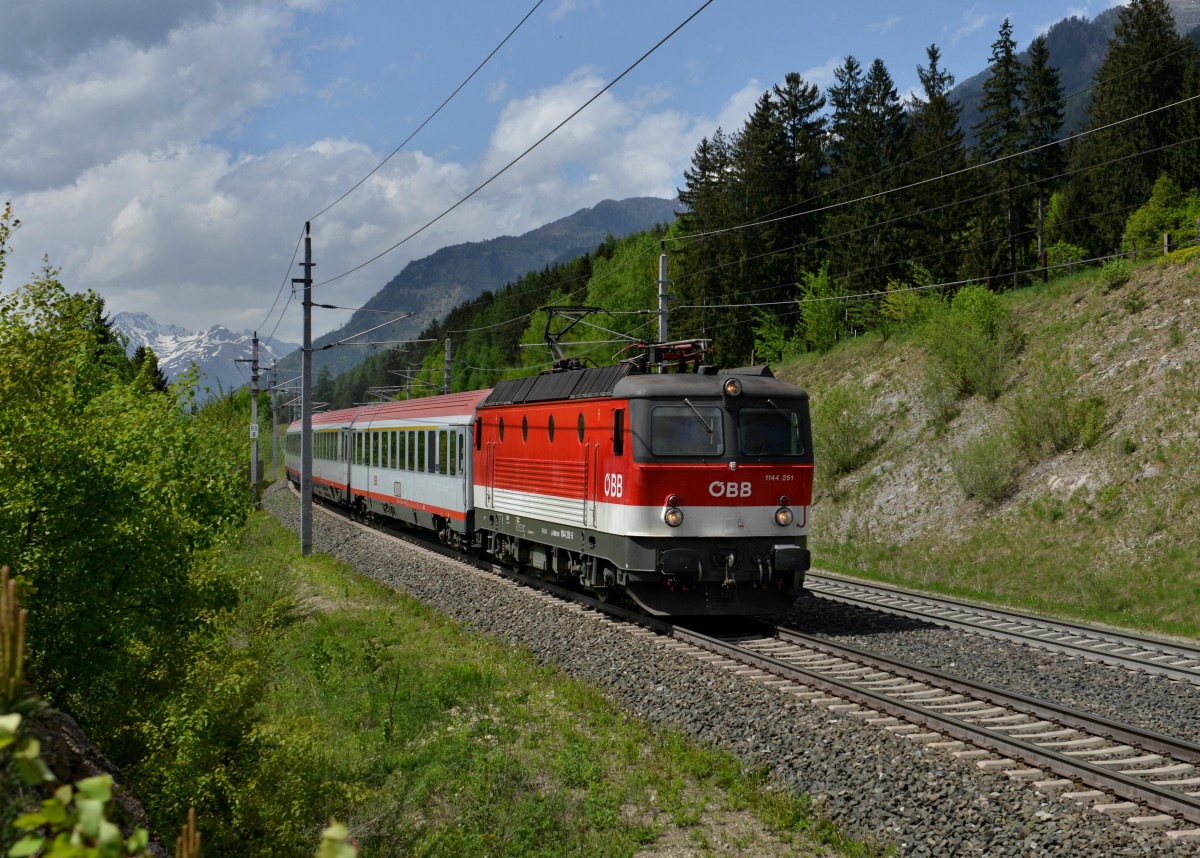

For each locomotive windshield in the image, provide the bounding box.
[650,404,724,456]
[738,406,805,456]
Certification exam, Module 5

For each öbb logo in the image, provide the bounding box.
[708,481,752,498]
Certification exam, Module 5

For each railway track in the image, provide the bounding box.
[804,572,1200,684]
[304,490,1200,846]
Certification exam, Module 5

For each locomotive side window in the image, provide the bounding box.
[547,414,555,443]
[650,405,724,457]
[499,417,505,442]
[613,408,625,456]
[577,412,585,443]
[521,415,528,443]
[738,408,804,456]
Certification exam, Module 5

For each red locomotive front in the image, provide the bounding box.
[473,362,813,615]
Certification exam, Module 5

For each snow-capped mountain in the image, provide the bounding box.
[112,311,299,396]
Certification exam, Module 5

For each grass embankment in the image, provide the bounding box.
[133,508,871,857]
[787,259,1200,640]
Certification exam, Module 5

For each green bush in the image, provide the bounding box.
[1096,258,1132,293]
[1045,240,1090,274]
[920,284,1021,403]
[1121,174,1200,259]
[1007,358,1110,457]
[950,432,1019,505]
[812,384,879,480]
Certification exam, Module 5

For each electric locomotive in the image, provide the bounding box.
[472,345,812,615]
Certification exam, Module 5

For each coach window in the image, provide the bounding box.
[427,430,436,473]
[392,431,398,468]
[548,414,555,443]
[458,430,466,474]
[416,431,426,472]
[521,415,528,442]
[439,430,448,475]
[449,431,457,476]
[577,412,585,443]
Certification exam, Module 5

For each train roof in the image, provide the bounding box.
[288,389,492,430]
[480,363,635,407]
[479,363,807,407]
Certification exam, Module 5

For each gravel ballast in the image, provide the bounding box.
[264,485,1199,856]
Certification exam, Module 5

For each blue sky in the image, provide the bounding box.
[0,0,1124,341]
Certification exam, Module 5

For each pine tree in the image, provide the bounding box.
[825,56,911,298]
[675,129,738,353]
[971,18,1028,287]
[131,345,170,393]
[1022,35,1066,270]
[1060,0,1198,252]
[909,44,969,283]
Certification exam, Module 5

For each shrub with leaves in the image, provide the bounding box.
[1096,258,1132,293]
[0,224,249,750]
[949,432,1019,505]
[812,384,879,480]
[1121,174,1200,259]
[798,266,843,353]
[920,284,1022,403]
[1007,357,1111,458]
[1045,240,1090,274]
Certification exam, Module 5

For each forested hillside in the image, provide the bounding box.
[320,0,1200,409]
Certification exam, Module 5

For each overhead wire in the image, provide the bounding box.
[312,0,714,290]
[307,0,547,223]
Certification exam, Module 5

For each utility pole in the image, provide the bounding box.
[270,360,279,475]
[293,223,315,556]
[444,338,452,395]
[235,333,261,505]
[250,333,259,504]
[657,240,668,345]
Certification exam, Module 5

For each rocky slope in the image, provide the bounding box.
[782,257,1200,634]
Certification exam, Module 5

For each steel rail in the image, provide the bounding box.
[804,573,1200,684]
[670,624,1200,824]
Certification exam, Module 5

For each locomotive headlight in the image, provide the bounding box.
[774,507,794,527]
[664,506,685,527]
[723,378,743,397]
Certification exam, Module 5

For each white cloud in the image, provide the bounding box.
[948,5,990,44]
[0,3,296,191]
[871,15,902,35]
[801,58,842,89]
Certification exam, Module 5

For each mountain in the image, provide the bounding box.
[950,1,1200,141]
[112,311,299,396]
[279,196,679,378]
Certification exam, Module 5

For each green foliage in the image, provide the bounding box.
[8,774,152,858]
[752,309,795,365]
[1096,258,1132,293]
[0,254,249,755]
[798,267,842,353]
[1006,357,1111,457]
[1121,174,1200,258]
[811,384,879,480]
[920,284,1021,403]
[949,432,1019,504]
[1045,240,1090,273]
